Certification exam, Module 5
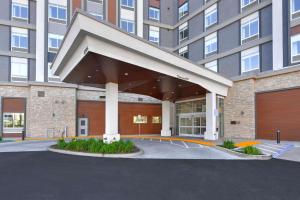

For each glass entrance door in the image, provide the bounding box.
[179,116,193,136]
[179,114,206,137]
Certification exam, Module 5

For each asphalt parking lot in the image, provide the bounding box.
[0,151,299,200]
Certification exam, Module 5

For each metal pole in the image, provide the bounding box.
[22,129,25,141]
[139,123,141,136]
[276,130,280,144]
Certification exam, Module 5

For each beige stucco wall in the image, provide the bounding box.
[224,67,300,140]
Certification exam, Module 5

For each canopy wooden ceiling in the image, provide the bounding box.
[64,52,207,101]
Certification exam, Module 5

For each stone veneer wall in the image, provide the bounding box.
[77,86,161,103]
[0,83,77,138]
[0,83,160,138]
[26,85,77,138]
[224,79,256,139]
[224,67,300,140]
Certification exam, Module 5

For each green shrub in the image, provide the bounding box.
[222,140,236,149]
[56,139,135,154]
[0,137,2,142]
[57,139,67,149]
[242,146,262,155]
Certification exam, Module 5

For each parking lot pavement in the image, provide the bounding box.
[0,151,299,200]
[131,139,240,159]
[0,140,56,152]
[0,139,239,159]
[277,147,300,162]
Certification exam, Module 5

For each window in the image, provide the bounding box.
[3,113,25,129]
[179,2,188,19]
[291,34,300,63]
[241,12,259,43]
[241,47,260,73]
[291,0,300,19]
[205,4,217,28]
[90,13,103,20]
[179,22,188,43]
[205,60,218,72]
[48,63,60,82]
[133,115,147,124]
[241,0,256,8]
[120,19,135,33]
[48,33,64,51]
[152,116,161,124]
[149,26,160,44]
[121,0,135,8]
[48,4,67,23]
[87,0,104,20]
[11,27,28,50]
[149,7,160,20]
[179,46,189,59]
[11,57,28,80]
[205,33,217,56]
[11,0,28,20]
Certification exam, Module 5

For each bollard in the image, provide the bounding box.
[276,130,280,144]
[22,129,25,141]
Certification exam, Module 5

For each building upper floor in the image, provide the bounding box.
[0,0,299,83]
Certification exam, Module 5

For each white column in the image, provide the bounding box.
[272,0,284,70]
[205,92,218,140]
[103,82,120,144]
[136,0,144,37]
[36,0,46,82]
[161,101,171,137]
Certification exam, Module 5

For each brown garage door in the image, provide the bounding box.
[256,88,300,141]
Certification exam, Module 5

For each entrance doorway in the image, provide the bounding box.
[179,114,206,137]
[78,118,88,136]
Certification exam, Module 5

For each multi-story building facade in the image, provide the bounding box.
[0,0,300,141]
[0,0,298,82]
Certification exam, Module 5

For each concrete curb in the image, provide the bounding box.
[214,146,272,160]
[48,147,144,158]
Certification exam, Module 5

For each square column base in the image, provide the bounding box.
[161,129,171,137]
[204,131,219,141]
[103,133,120,144]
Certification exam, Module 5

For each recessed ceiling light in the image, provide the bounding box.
[171,91,175,94]
[124,73,129,76]
[88,75,92,79]
[157,79,160,82]
[178,84,182,87]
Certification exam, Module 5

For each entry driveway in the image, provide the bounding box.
[0,151,299,200]
[0,140,56,152]
[0,139,238,159]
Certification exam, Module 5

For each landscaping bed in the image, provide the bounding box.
[216,140,272,160]
[49,139,143,158]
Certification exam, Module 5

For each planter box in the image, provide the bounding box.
[49,146,143,158]
[214,146,272,160]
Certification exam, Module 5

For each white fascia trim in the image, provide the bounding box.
[52,13,232,96]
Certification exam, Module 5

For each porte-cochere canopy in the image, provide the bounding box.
[51,11,232,101]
